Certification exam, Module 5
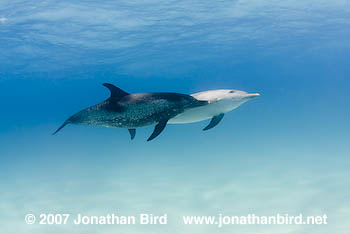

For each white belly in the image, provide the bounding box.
[169,100,242,124]
[168,105,217,124]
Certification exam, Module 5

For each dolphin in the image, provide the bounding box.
[53,83,207,141]
[168,89,260,130]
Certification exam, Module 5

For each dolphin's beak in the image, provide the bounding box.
[245,93,260,99]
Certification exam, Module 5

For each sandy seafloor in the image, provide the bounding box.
[0,0,349,233]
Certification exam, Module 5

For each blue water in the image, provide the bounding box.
[1,1,350,233]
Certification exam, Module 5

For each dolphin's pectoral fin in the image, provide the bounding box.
[203,113,225,131]
[147,120,168,142]
[128,129,136,140]
[103,83,130,100]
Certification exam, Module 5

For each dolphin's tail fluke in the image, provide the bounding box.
[52,121,69,135]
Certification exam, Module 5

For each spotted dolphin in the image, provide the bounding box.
[169,89,260,130]
[53,83,207,141]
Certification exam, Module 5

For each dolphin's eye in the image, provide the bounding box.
[229,91,235,93]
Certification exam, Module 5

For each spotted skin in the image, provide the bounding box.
[53,85,208,139]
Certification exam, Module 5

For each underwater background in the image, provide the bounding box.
[1,0,349,233]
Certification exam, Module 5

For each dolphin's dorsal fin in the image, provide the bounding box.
[103,83,129,100]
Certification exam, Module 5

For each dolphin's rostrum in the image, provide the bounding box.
[53,83,207,141]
